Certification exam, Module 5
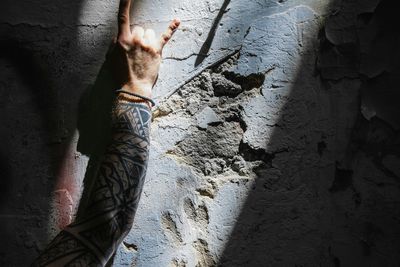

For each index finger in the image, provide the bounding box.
[118,0,132,40]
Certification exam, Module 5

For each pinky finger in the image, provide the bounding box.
[159,18,181,50]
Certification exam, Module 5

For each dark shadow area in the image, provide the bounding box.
[0,38,74,265]
[0,0,87,264]
[0,41,59,211]
[75,54,116,219]
[219,0,400,265]
[0,0,149,265]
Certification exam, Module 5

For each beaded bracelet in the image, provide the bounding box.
[116,94,152,109]
[115,89,156,108]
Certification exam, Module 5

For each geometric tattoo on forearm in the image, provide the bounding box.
[32,102,152,266]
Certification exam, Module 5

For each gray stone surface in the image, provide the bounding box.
[196,106,221,129]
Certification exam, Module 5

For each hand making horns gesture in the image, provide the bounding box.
[110,0,180,99]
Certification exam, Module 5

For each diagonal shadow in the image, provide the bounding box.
[219,0,400,265]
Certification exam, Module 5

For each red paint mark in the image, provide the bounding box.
[53,189,73,229]
[53,143,82,229]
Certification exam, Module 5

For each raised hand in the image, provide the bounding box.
[110,0,180,98]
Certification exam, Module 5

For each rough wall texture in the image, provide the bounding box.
[1,0,399,266]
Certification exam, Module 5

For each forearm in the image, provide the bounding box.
[33,100,152,266]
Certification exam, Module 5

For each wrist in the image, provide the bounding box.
[122,82,152,98]
[116,93,152,109]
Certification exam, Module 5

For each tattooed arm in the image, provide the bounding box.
[33,0,180,265]
[33,101,152,266]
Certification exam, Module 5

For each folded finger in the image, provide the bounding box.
[132,26,145,41]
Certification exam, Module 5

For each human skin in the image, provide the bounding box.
[32,0,179,265]
[111,0,180,99]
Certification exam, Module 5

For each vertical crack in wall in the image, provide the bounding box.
[161,211,183,244]
[170,258,187,267]
[183,197,209,226]
[193,239,216,267]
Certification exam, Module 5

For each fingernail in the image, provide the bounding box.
[174,18,181,26]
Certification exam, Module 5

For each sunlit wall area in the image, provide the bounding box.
[125,4,333,266]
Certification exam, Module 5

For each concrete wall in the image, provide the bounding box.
[1,0,399,266]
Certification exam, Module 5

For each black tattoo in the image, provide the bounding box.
[33,102,151,266]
